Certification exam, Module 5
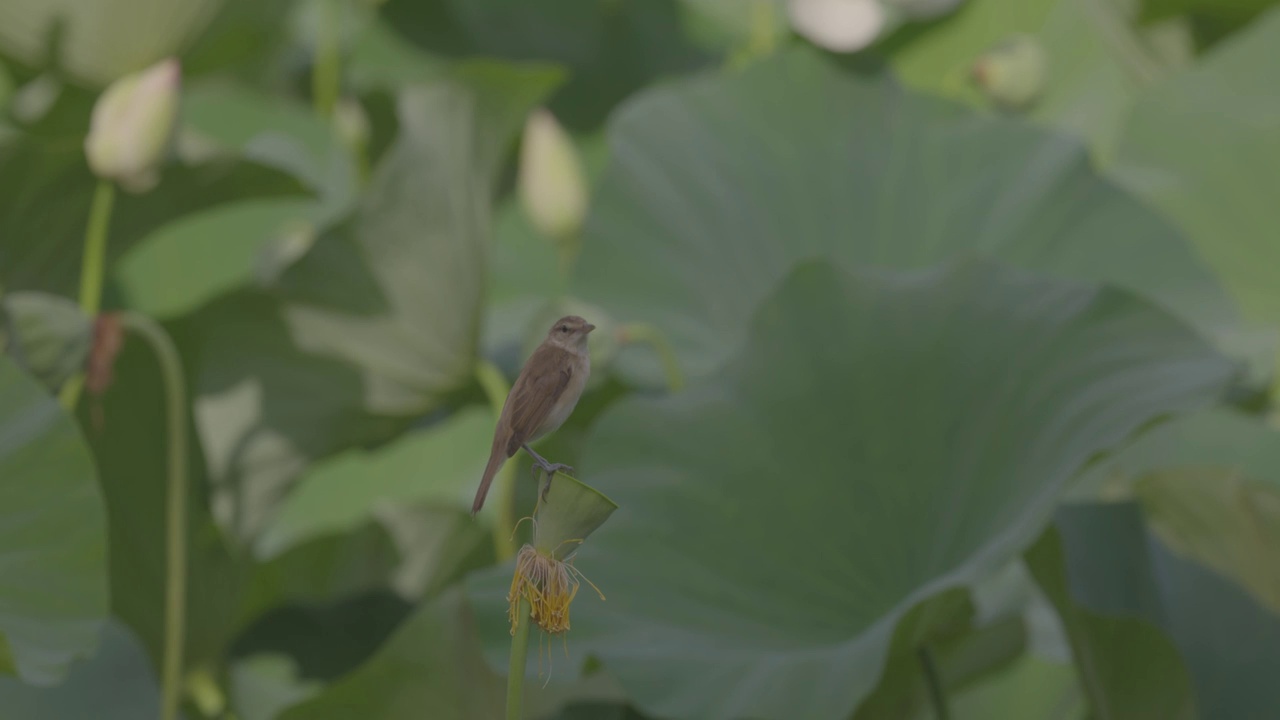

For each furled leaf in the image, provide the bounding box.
[0,355,108,684]
[1026,524,1196,719]
[1071,407,1280,613]
[0,291,91,391]
[471,259,1232,720]
[1050,502,1280,718]
[1138,469,1280,614]
[573,48,1235,384]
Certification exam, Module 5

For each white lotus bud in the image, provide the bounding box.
[788,0,886,53]
[84,58,182,193]
[518,109,588,248]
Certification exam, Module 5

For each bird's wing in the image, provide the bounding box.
[502,344,573,457]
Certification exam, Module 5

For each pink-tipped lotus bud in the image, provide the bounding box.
[84,58,182,193]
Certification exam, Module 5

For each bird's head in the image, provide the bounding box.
[545,315,595,351]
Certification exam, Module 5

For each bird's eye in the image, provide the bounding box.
[558,325,569,333]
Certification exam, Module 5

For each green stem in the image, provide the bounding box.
[918,645,951,720]
[312,0,341,117]
[506,597,532,720]
[121,311,188,720]
[476,360,516,561]
[621,323,685,392]
[60,179,115,410]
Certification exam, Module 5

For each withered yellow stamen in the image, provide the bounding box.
[507,543,603,636]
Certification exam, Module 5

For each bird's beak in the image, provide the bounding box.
[585,323,597,333]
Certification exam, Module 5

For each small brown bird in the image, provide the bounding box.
[471,315,595,515]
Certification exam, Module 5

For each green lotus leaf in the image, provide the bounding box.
[573,47,1234,384]
[469,258,1233,719]
[0,291,91,391]
[0,620,160,718]
[0,356,108,684]
[188,61,560,540]
[1111,9,1280,329]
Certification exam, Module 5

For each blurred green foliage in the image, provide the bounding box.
[2,0,1279,718]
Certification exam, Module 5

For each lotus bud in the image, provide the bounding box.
[84,58,182,193]
[787,0,887,53]
[971,35,1048,111]
[518,109,588,261]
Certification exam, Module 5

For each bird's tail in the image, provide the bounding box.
[471,446,507,516]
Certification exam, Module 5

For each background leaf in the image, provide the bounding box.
[0,355,108,684]
[1110,8,1280,329]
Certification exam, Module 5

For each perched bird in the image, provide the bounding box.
[471,315,595,515]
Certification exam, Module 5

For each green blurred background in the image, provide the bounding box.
[1,0,1279,718]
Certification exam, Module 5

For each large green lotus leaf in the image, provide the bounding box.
[1026,524,1195,719]
[188,62,559,540]
[0,356,108,684]
[572,48,1234,383]
[470,259,1232,719]
[1051,502,1280,718]
[0,0,220,85]
[1110,9,1280,328]
[0,619,160,718]
[272,61,563,416]
[256,406,493,558]
[115,198,319,320]
[380,0,710,131]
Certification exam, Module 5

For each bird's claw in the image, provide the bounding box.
[530,462,572,506]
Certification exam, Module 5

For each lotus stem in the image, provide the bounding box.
[60,179,115,410]
[120,311,188,720]
[506,596,533,720]
[918,644,950,720]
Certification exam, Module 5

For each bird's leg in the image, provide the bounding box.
[521,443,573,502]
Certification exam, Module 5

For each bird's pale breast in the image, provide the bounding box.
[532,351,589,442]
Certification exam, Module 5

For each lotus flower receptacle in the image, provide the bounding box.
[508,472,617,636]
